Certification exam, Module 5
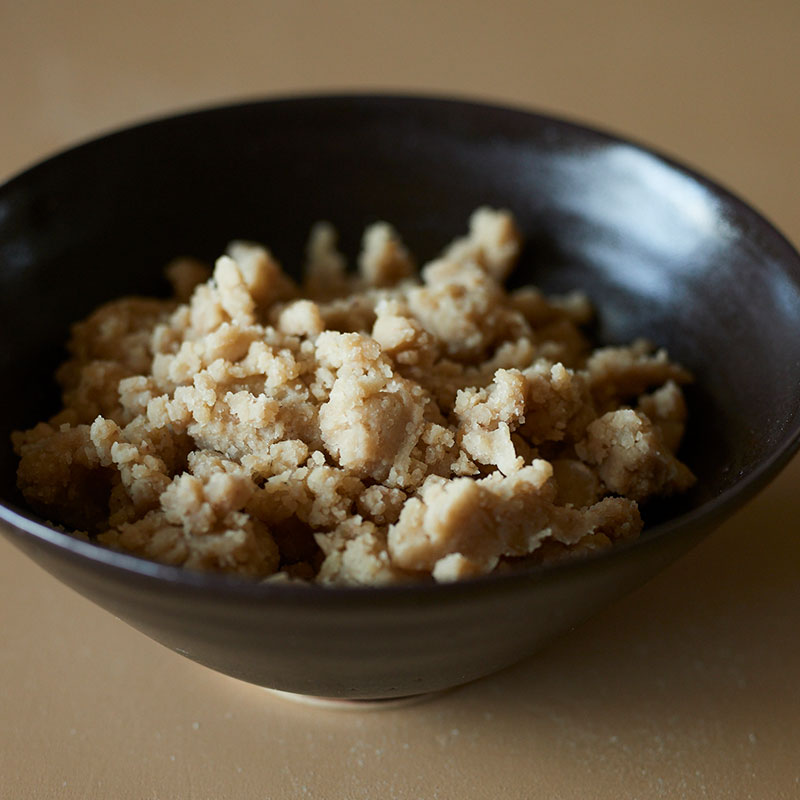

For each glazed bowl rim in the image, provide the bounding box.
[2,91,799,602]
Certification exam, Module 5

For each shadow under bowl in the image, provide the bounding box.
[1,95,799,699]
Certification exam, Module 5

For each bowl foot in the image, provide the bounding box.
[264,688,442,710]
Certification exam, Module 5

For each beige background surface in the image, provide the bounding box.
[1,1,799,798]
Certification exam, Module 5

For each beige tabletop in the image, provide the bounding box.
[2,1,800,798]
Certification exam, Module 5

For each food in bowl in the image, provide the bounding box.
[12,208,695,585]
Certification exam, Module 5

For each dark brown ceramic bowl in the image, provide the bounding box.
[1,95,799,700]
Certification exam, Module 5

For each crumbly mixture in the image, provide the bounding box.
[12,209,695,585]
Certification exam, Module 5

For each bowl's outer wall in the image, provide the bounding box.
[4,511,711,698]
[1,97,799,697]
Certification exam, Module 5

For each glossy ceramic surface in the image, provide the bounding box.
[1,96,799,698]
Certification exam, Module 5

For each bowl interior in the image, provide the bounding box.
[1,95,799,535]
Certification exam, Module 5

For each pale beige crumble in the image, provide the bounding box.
[12,208,695,585]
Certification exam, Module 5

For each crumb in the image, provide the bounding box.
[13,207,694,585]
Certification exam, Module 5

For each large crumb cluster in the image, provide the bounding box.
[13,209,695,585]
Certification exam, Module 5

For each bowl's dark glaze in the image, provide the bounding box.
[1,95,799,698]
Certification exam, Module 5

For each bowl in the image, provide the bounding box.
[1,95,799,700]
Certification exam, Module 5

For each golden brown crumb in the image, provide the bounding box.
[13,207,695,585]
